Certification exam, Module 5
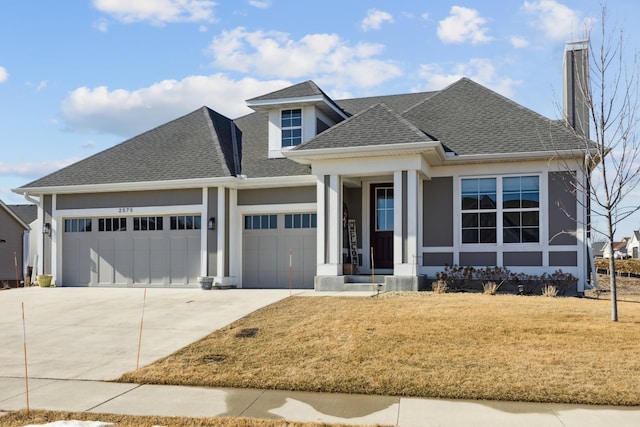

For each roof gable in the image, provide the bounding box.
[248,80,325,102]
[401,78,584,156]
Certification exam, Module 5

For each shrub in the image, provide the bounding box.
[431,280,449,294]
[482,281,500,295]
[542,284,559,297]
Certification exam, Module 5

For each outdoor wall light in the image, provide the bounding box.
[43,222,51,236]
[208,217,216,230]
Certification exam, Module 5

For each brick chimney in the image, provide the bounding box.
[563,41,590,139]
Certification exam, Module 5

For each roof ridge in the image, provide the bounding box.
[201,107,234,177]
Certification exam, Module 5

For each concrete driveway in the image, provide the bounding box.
[0,287,293,381]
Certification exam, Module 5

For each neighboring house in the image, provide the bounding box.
[602,239,630,260]
[12,44,594,294]
[625,231,640,259]
[0,200,35,286]
[591,241,606,258]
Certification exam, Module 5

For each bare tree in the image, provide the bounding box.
[570,7,640,321]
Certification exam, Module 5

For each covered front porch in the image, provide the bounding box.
[312,161,434,292]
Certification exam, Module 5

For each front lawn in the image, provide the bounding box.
[119,293,640,406]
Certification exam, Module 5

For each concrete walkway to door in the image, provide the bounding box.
[0,287,294,380]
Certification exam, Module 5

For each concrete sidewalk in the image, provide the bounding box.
[2,287,639,426]
[1,377,640,426]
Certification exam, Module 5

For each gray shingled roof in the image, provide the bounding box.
[233,112,311,178]
[18,78,587,191]
[336,91,435,116]
[293,103,436,151]
[248,80,325,101]
[401,78,584,156]
[21,107,239,188]
[7,204,37,224]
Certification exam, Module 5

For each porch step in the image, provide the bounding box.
[344,275,389,284]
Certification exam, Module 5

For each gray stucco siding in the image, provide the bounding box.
[423,252,454,266]
[57,189,202,210]
[548,171,577,245]
[423,177,453,247]
[0,210,26,282]
[549,251,578,266]
[459,252,497,267]
[237,186,316,206]
[503,251,543,266]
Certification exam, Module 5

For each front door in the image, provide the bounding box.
[370,184,394,269]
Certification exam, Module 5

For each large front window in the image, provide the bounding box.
[461,178,496,243]
[281,109,302,147]
[461,176,539,244]
[502,176,540,243]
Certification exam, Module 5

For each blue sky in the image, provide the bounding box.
[1,0,639,239]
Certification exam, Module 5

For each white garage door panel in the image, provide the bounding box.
[97,238,115,285]
[149,236,168,284]
[62,236,93,286]
[113,237,131,285]
[62,216,200,287]
[242,213,316,289]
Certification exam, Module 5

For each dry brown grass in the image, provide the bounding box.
[0,409,368,427]
[120,292,640,406]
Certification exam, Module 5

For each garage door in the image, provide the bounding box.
[242,212,316,289]
[62,215,200,287]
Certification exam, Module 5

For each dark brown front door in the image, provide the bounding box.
[370,184,394,269]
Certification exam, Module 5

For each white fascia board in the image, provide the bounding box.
[444,149,587,164]
[13,177,241,196]
[285,141,444,164]
[247,95,349,120]
[247,94,325,108]
[312,153,430,177]
[15,174,318,197]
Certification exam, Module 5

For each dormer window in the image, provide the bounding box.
[282,109,302,147]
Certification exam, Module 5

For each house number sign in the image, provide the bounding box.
[118,207,134,213]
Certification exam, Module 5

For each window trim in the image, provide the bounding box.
[281,108,303,148]
[459,175,541,246]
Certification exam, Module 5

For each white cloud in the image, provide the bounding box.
[361,9,393,31]
[522,0,589,41]
[510,36,530,48]
[416,58,521,97]
[0,66,8,83]
[92,0,217,25]
[437,6,493,44]
[207,27,402,89]
[0,159,80,178]
[60,74,291,137]
[248,0,271,9]
[93,17,109,32]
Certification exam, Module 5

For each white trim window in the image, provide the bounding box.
[461,175,540,245]
[281,109,302,147]
[502,176,539,243]
[461,178,496,243]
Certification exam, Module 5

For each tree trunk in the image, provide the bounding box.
[607,216,618,322]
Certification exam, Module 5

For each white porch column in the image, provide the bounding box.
[200,188,208,277]
[317,174,342,275]
[394,170,419,276]
[228,188,238,286]
[215,187,226,284]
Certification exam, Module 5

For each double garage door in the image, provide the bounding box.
[242,212,316,289]
[62,215,200,287]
